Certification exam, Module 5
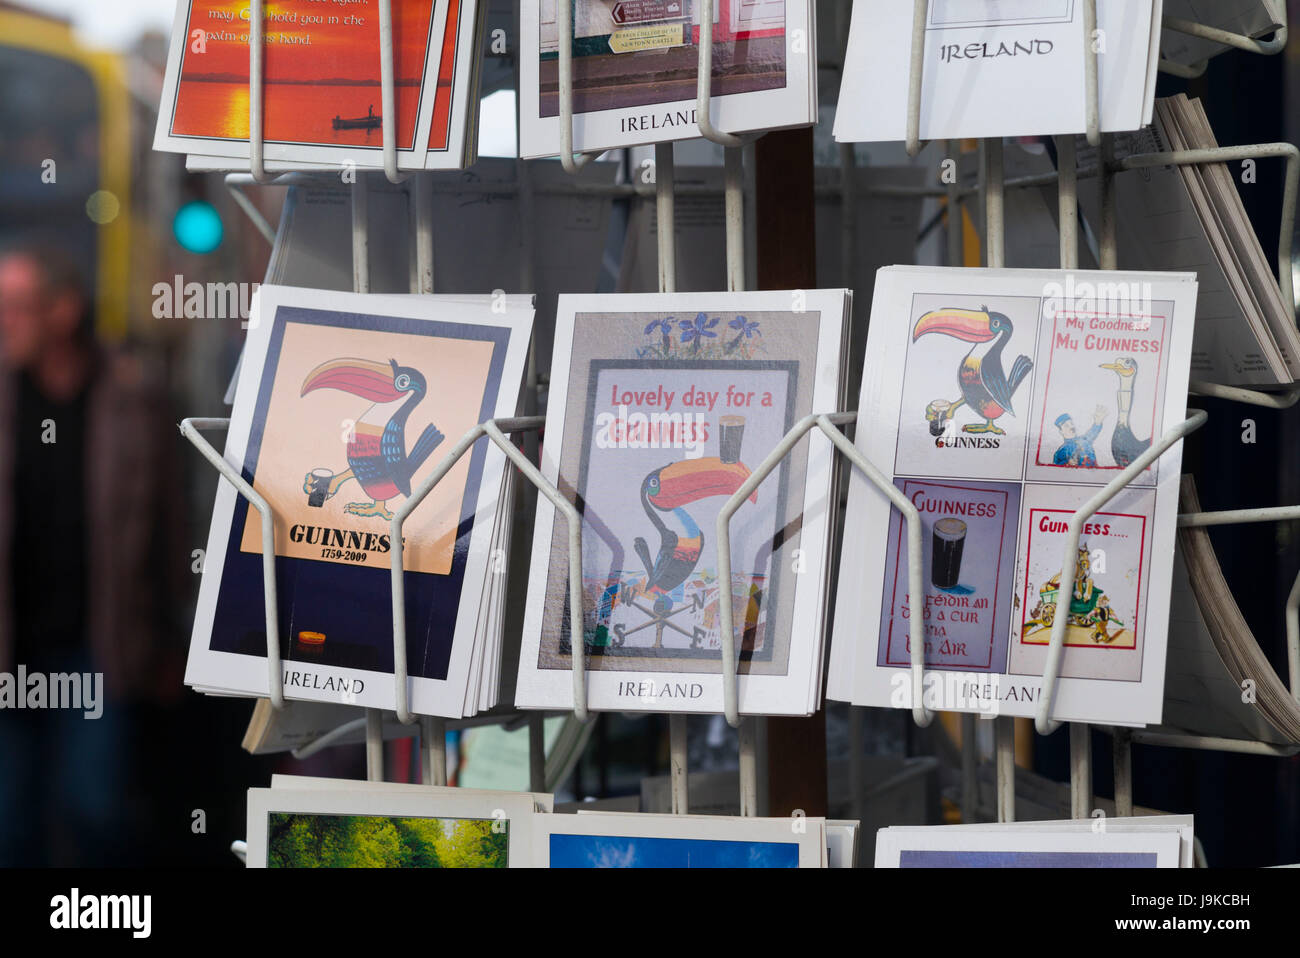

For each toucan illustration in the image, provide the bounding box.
[299,357,445,521]
[632,457,756,616]
[912,307,1033,435]
[1100,357,1151,467]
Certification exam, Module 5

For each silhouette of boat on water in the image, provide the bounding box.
[332,105,381,130]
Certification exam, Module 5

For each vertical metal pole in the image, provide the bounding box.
[656,143,677,294]
[960,713,979,822]
[352,175,370,294]
[529,714,546,793]
[726,141,756,813]
[654,142,688,813]
[422,717,447,786]
[1082,0,1101,147]
[248,0,269,183]
[1057,133,1094,816]
[995,716,1016,822]
[1098,135,1118,269]
[1057,134,1079,269]
[557,0,593,172]
[365,709,384,782]
[983,140,1014,821]
[945,140,963,267]
[415,175,434,294]
[738,716,759,817]
[1113,726,1133,817]
[669,716,689,814]
[1070,723,1093,819]
[982,139,1004,267]
[378,0,406,184]
[724,147,746,291]
[351,171,382,781]
[905,0,931,157]
[406,168,445,787]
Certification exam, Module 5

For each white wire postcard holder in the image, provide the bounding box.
[191,0,1300,856]
[897,0,1300,827]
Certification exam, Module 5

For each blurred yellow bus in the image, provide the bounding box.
[0,3,131,341]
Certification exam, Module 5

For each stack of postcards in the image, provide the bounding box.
[835,0,1164,143]
[186,284,532,718]
[514,289,853,717]
[829,266,1201,729]
[154,0,488,172]
[520,0,818,158]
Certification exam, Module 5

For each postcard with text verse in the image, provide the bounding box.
[828,267,1196,727]
[155,0,449,167]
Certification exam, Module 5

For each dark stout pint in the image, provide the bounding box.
[719,415,745,464]
[307,468,333,507]
[931,517,968,589]
[928,399,952,436]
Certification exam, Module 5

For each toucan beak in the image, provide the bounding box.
[301,358,402,402]
[651,457,757,509]
[912,309,995,344]
[1099,362,1132,376]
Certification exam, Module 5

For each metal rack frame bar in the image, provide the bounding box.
[180,417,283,710]
[1034,411,1210,736]
[716,412,934,730]
[1159,7,1288,78]
[389,416,590,724]
[697,0,761,149]
[248,0,406,184]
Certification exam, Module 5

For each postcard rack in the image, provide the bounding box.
[191,0,1300,857]
[895,0,1300,827]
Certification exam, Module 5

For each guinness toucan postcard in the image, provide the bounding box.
[154,0,454,169]
[828,267,1198,727]
[516,290,850,716]
[520,0,816,159]
[186,285,533,717]
[835,0,1163,144]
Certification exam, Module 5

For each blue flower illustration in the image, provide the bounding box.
[679,312,721,353]
[644,316,675,355]
[726,316,761,352]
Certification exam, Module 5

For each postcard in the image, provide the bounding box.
[828,267,1197,727]
[835,0,1162,144]
[186,286,533,717]
[874,826,1182,868]
[956,814,1195,868]
[246,786,538,867]
[268,773,555,812]
[520,0,814,158]
[534,812,824,868]
[515,290,848,716]
[155,0,449,167]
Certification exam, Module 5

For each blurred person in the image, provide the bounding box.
[0,246,183,865]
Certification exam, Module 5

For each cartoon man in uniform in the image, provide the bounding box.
[1052,405,1107,467]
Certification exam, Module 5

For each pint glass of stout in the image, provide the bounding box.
[719,415,745,464]
[931,517,968,590]
[307,468,334,507]
[927,400,952,437]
